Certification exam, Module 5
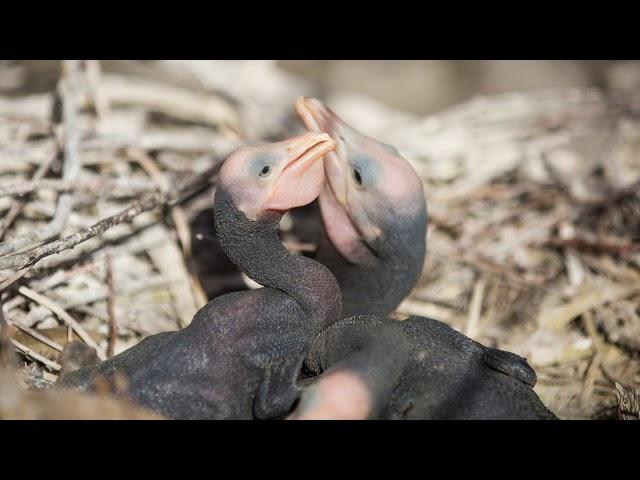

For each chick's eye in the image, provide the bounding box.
[352,167,363,186]
[258,165,271,178]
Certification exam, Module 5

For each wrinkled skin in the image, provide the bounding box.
[294,315,556,420]
[57,133,342,420]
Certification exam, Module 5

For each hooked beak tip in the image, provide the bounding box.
[282,133,335,174]
[295,95,314,109]
[295,96,335,131]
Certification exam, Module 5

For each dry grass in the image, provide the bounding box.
[1,60,639,419]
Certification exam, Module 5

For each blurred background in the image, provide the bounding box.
[280,60,640,114]
[0,61,639,419]
[3,60,640,113]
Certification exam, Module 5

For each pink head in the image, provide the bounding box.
[295,97,425,263]
[219,132,336,220]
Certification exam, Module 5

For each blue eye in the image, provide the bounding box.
[252,154,273,179]
[258,165,271,178]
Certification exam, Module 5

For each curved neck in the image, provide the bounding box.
[214,186,341,331]
[317,207,427,319]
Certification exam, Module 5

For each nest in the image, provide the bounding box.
[1,60,639,419]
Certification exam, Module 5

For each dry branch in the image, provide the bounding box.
[7,322,64,352]
[538,282,640,330]
[100,73,241,130]
[0,153,58,240]
[0,161,222,271]
[541,235,637,257]
[0,178,155,198]
[17,286,105,359]
[0,60,82,257]
[0,268,30,293]
[128,147,209,312]
[11,338,61,372]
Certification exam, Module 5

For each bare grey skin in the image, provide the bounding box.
[290,99,555,420]
[182,99,549,420]
[190,97,427,319]
[56,102,554,420]
[56,133,342,420]
[291,315,557,420]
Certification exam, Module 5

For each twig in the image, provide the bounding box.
[566,179,640,208]
[396,299,458,323]
[0,60,82,257]
[85,60,110,120]
[170,207,209,309]
[128,147,208,310]
[0,152,58,240]
[581,310,609,403]
[0,267,31,293]
[8,322,64,353]
[11,338,61,372]
[105,251,117,358]
[540,235,637,258]
[17,285,106,360]
[600,364,626,387]
[283,241,317,253]
[582,310,603,353]
[2,261,96,306]
[464,275,486,338]
[99,73,240,130]
[0,161,222,271]
[453,251,558,287]
[580,353,602,406]
[80,131,238,156]
[0,178,155,198]
[538,283,640,331]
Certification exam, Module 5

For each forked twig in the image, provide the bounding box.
[0,160,222,271]
[17,285,106,360]
[0,60,82,257]
[11,338,62,372]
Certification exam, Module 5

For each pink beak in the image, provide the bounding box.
[264,132,336,213]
